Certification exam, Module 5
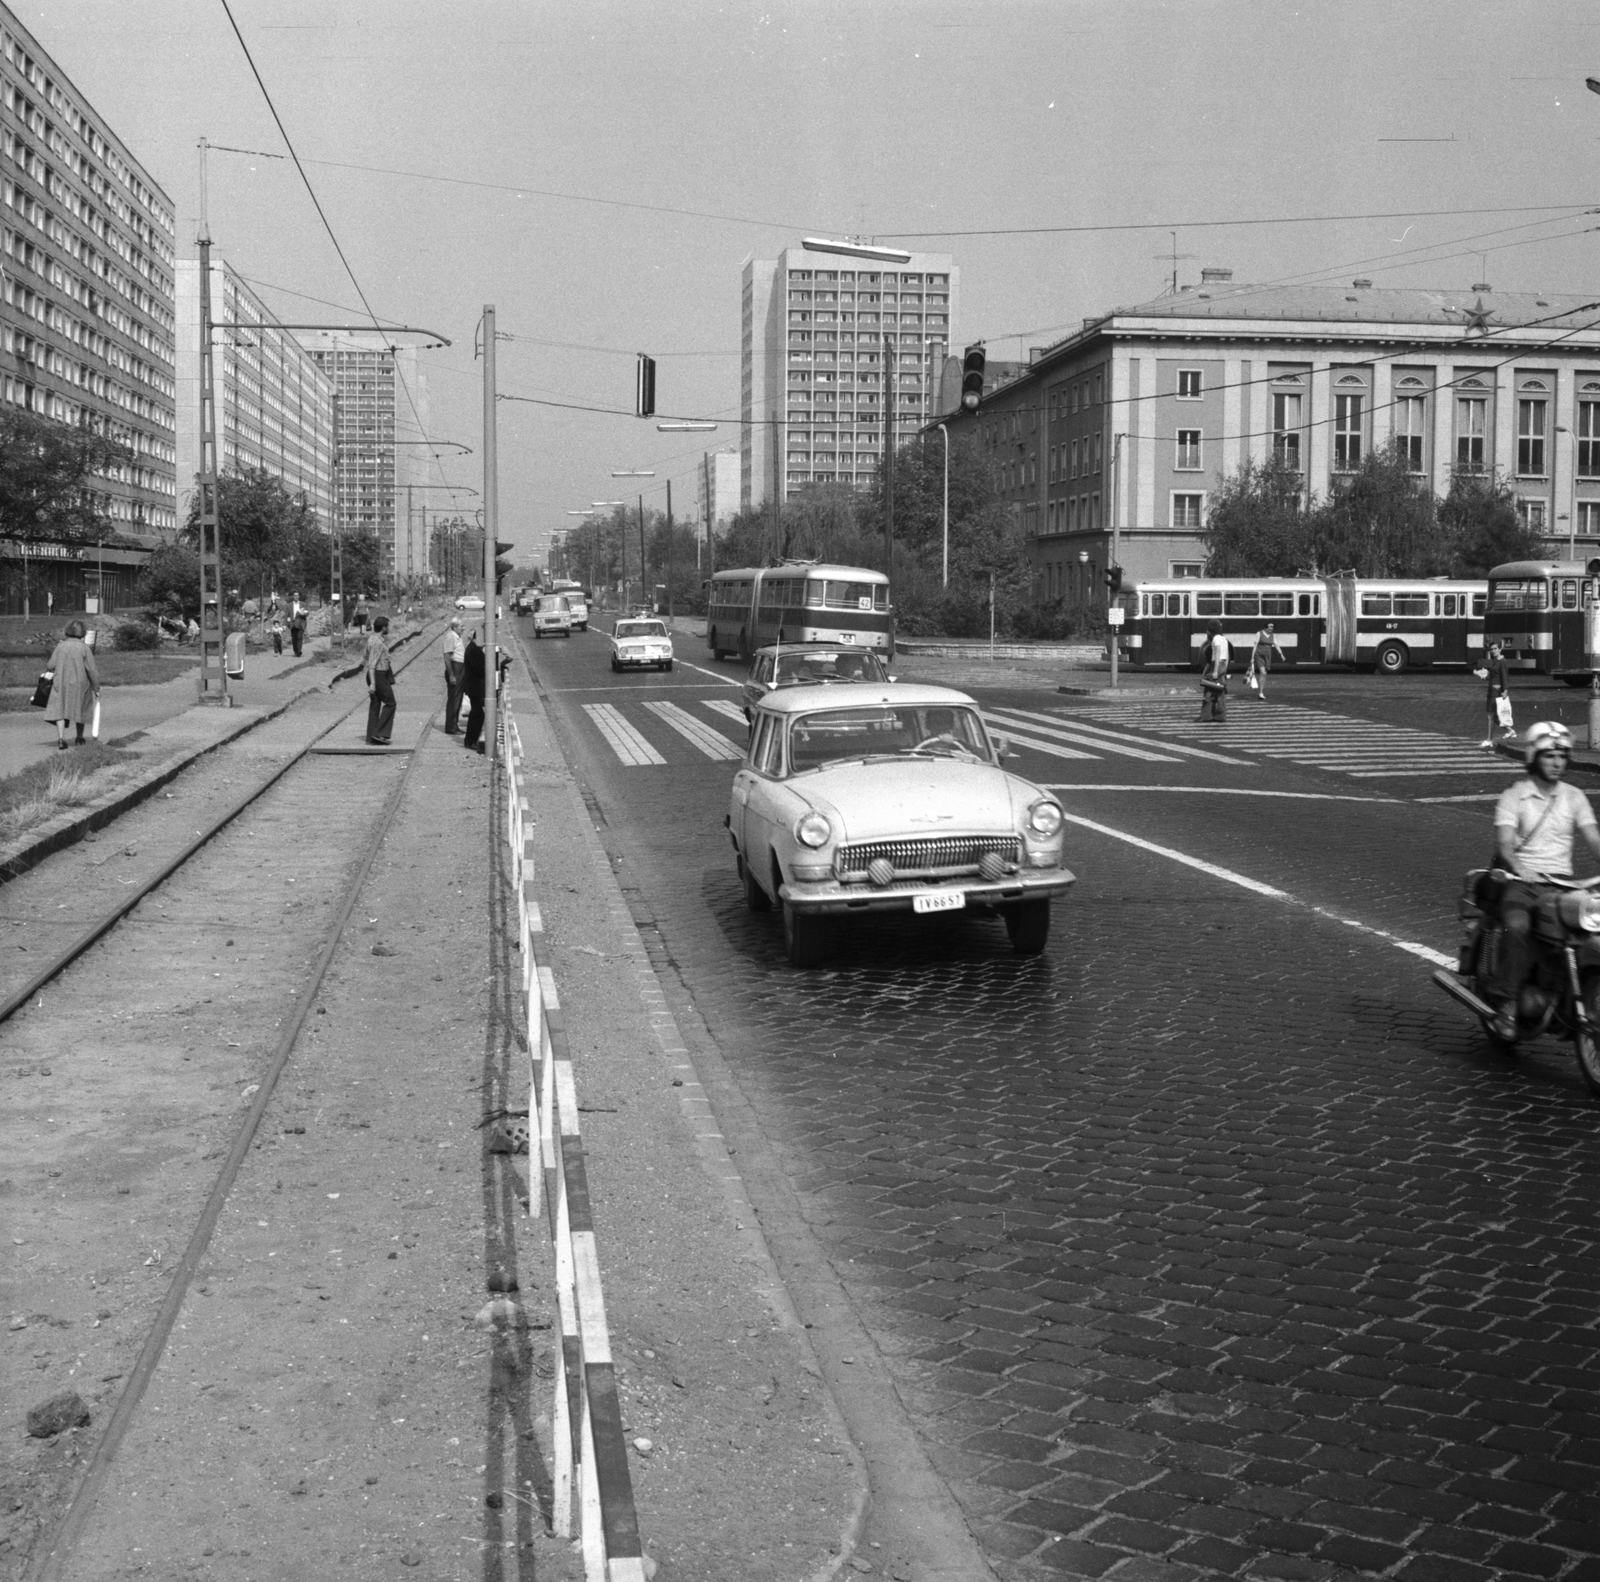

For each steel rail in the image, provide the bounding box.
[0,626,442,1029]
[23,693,443,1582]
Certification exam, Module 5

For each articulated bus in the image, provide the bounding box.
[706,561,893,662]
[1485,558,1600,682]
[1124,575,1486,673]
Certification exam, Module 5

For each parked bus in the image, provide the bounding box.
[1123,578,1325,668]
[1485,558,1600,682]
[1322,577,1486,674]
[1124,575,1486,673]
[706,561,893,662]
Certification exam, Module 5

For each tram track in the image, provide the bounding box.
[2,623,466,1580]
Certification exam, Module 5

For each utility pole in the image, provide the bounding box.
[666,479,675,619]
[637,496,647,613]
[329,391,343,626]
[703,451,714,584]
[195,142,229,705]
[483,304,498,764]
[883,330,895,582]
[770,419,781,560]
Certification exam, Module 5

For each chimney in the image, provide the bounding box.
[1472,282,1491,293]
[1352,278,1372,289]
[1200,267,1233,284]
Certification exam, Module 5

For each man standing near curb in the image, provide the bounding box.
[443,617,466,735]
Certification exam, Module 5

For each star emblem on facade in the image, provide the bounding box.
[1448,295,1497,335]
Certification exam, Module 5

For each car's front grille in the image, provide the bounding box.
[836,835,1019,881]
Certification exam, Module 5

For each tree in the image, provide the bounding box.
[1203,455,1313,576]
[0,408,134,542]
[135,542,202,619]
[1440,471,1543,575]
[184,469,320,603]
[1308,444,1447,577]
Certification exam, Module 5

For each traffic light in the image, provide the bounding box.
[1105,565,1124,595]
[494,541,515,595]
[960,343,986,413]
[636,353,656,418]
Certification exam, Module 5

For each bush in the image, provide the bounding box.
[111,619,162,651]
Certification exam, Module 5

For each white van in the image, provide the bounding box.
[531,593,575,639]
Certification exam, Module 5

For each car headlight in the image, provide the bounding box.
[1027,800,1063,838]
[795,811,832,849]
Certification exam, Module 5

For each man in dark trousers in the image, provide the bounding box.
[1198,620,1231,722]
[443,617,466,735]
[364,615,396,745]
[462,628,486,755]
[289,595,307,657]
[1481,640,1511,748]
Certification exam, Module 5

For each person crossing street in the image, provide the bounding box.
[1247,622,1287,700]
[1198,620,1231,722]
[1480,641,1512,748]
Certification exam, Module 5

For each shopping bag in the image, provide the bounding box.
[1245,671,1259,692]
[90,697,100,741]
[30,670,52,708]
[1495,695,1514,731]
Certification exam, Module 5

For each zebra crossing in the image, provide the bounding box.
[1056,698,1521,779]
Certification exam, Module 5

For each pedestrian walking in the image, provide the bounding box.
[44,619,100,750]
[270,620,284,656]
[364,615,396,745]
[1198,620,1231,722]
[442,617,466,735]
[1246,622,1287,700]
[289,595,307,658]
[462,629,487,755]
[1480,641,1512,748]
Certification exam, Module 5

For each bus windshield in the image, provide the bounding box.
[1490,580,1549,612]
[807,579,888,611]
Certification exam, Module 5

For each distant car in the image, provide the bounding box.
[532,592,575,639]
[610,617,674,672]
[728,683,1074,967]
[551,584,589,631]
[740,642,891,721]
[513,587,535,614]
[455,594,486,611]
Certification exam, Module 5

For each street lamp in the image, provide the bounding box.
[611,471,655,478]
[657,422,718,432]
[935,422,950,587]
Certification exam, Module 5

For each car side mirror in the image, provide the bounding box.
[992,733,1015,760]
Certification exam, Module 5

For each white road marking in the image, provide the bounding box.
[1001,708,1251,766]
[1056,809,1455,967]
[581,703,665,766]
[644,700,743,760]
[982,709,1181,763]
[675,658,743,687]
[994,730,1099,763]
[703,698,749,725]
[1042,784,1402,803]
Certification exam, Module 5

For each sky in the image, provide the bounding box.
[25,0,1600,568]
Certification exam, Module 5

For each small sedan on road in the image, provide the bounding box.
[728,684,1074,966]
[610,618,674,672]
[740,642,891,721]
[455,594,485,612]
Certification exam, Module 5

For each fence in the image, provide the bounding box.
[500,687,647,1582]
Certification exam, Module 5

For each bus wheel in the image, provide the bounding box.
[1375,641,1408,676]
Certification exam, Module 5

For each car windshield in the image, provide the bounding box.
[616,621,667,639]
[773,650,883,685]
[785,703,991,772]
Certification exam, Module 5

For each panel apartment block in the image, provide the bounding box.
[0,4,176,536]
[742,247,958,510]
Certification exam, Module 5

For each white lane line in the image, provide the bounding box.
[703,697,749,725]
[1043,784,1402,803]
[582,703,666,766]
[983,709,1182,763]
[1350,766,1522,778]
[643,700,743,760]
[675,658,743,687]
[1056,809,1454,967]
[1415,793,1505,802]
[1014,710,1251,765]
[997,731,1099,763]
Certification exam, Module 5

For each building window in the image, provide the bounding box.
[1580,402,1600,480]
[1333,394,1363,471]
[1069,439,1079,478]
[1394,395,1426,473]
[1172,492,1204,529]
[1092,433,1103,473]
[1177,369,1202,400]
[1456,397,1487,474]
[1273,392,1302,470]
[1170,561,1204,579]
[1517,498,1548,532]
[1579,501,1600,538]
[1517,399,1547,476]
[1176,429,1201,470]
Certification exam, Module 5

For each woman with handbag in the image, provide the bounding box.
[1198,620,1231,722]
[1480,641,1512,749]
[44,620,100,750]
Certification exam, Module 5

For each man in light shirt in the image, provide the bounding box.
[1197,620,1230,722]
[443,616,467,735]
[1487,720,1600,1039]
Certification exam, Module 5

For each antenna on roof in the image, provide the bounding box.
[1155,230,1196,295]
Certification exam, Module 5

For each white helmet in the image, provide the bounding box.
[1524,720,1574,764]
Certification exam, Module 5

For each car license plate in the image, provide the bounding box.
[913,891,965,914]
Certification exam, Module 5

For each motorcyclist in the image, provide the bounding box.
[1488,720,1600,1039]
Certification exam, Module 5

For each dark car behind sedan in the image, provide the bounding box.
[740,642,891,721]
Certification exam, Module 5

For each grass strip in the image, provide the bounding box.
[0,743,139,844]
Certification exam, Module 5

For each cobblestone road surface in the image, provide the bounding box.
[523,626,1600,1582]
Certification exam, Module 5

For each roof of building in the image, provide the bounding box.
[1098,281,1598,332]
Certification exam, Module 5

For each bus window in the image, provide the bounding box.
[1314,595,1321,615]
[1179,594,1190,616]
[1563,580,1579,610]
[1489,580,1547,612]
[1195,592,1222,616]
[1441,594,1457,617]
[1394,594,1428,616]
[1587,583,1596,608]
[1297,595,1310,616]
[1473,593,1486,616]
[1361,593,1392,616]
[1150,594,1165,615]
[1224,593,1258,616]
[1261,593,1294,616]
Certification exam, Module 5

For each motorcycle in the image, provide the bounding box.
[1432,869,1600,1096]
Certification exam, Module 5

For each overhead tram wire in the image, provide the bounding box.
[216,0,455,494]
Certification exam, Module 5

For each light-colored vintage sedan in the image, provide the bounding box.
[727,683,1075,966]
[610,617,674,672]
